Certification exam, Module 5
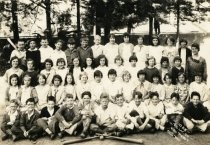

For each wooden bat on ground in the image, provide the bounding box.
[7,38,17,50]
[62,136,99,145]
[103,134,143,144]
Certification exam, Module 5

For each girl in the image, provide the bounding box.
[90,70,105,104]
[55,58,68,86]
[83,57,94,82]
[5,74,21,106]
[3,56,23,83]
[175,73,189,105]
[19,74,38,110]
[95,54,109,81]
[103,34,119,66]
[144,56,160,83]
[150,74,165,101]
[186,43,207,83]
[75,72,91,101]
[159,57,170,83]
[162,36,178,67]
[189,73,209,103]
[111,55,125,81]
[163,73,176,103]
[40,59,56,86]
[127,55,139,85]
[91,35,104,59]
[64,73,76,100]
[170,56,185,85]
[35,74,51,109]
[148,36,163,69]
[121,70,135,103]
[50,39,67,68]
[26,39,41,71]
[133,35,149,68]
[134,70,151,101]
[49,75,65,106]
[119,32,134,66]
[69,57,83,85]
[145,92,166,131]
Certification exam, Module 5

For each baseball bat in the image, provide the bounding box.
[7,38,17,50]
[104,135,143,144]
[62,136,99,145]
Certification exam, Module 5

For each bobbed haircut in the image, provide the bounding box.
[191,91,201,100]
[191,43,200,51]
[170,92,180,100]
[81,91,91,99]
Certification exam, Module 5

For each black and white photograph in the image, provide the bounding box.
[0,0,210,145]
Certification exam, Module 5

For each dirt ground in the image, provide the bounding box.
[0,129,210,145]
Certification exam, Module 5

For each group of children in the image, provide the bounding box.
[1,33,210,142]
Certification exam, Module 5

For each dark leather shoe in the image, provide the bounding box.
[2,134,10,141]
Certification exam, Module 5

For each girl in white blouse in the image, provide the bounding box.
[64,73,76,100]
[35,74,51,109]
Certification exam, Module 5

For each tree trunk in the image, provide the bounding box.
[76,0,81,45]
[149,16,153,43]
[11,0,19,41]
[45,0,53,46]
[127,19,132,34]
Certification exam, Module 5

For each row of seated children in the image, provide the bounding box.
[4,57,209,111]
[1,90,210,142]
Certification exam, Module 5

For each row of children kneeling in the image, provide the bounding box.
[1,90,210,142]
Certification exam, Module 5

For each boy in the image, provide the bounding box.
[37,96,59,140]
[178,39,192,69]
[21,59,39,87]
[165,93,184,135]
[104,69,122,103]
[55,94,81,138]
[65,38,78,68]
[26,39,41,71]
[103,34,119,66]
[115,94,134,135]
[10,39,26,70]
[77,37,93,68]
[51,39,67,68]
[1,100,21,141]
[119,32,134,66]
[127,92,153,133]
[91,35,104,59]
[11,98,42,141]
[90,70,105,104]
[90,94,117,135]
[39,37,53,68]
[183,91,210,134]
[170,56,185,85]
[78,91,96,138]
